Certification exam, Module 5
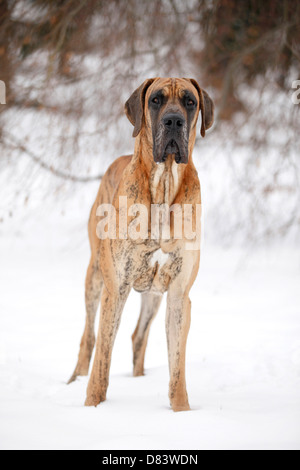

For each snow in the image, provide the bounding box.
[0,203,299,450]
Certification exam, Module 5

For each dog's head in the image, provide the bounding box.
[125,77,214,164]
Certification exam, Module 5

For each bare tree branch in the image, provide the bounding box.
[2,133,103,183]
[217,21,296,120]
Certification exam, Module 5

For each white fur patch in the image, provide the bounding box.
[150,248,169,268]
[171,160,179,193]
[152,163,165,200]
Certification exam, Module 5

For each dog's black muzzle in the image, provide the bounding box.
[154,112,188,164]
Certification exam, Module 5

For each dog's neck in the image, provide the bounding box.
[149,156,185,205]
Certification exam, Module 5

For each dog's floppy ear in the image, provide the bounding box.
[125,78,156,137]
[187,78,214,138]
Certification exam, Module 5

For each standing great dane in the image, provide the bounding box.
[68,78,214,411]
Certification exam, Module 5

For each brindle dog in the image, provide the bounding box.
[68,78,214,411]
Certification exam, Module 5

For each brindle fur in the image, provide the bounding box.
[68,78,214,412]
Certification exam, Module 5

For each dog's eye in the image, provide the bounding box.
[186,99,195,107]
[152,97,160,105]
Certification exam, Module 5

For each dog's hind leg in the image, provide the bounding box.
[132,292,163,377]
[68,258,103,384]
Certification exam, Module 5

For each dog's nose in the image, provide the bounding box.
[163,113,185,131]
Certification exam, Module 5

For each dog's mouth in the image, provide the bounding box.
[162,139,182,164]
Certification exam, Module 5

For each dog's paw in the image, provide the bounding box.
[67,373,78,385]
[84,391,106,407]
[171,402,191,412]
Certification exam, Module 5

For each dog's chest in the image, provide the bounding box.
[133,247,182,294]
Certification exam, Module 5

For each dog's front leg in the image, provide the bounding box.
[85,284,130,407]
[166,287,191,412]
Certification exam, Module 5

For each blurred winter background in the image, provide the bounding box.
[0,0,299,450]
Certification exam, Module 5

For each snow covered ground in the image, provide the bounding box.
[0,198,300,450]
